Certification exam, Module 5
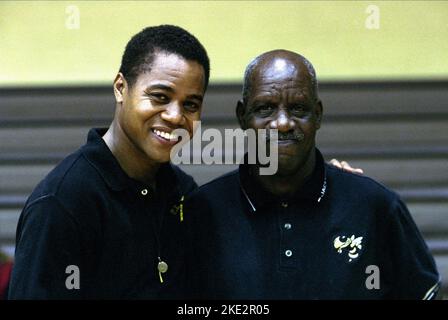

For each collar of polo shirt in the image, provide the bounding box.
[238,149,328,212]
[83,128,184,200]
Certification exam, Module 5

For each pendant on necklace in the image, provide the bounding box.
[158,260,168,273]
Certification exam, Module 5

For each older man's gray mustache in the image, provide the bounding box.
[263,130,305,142]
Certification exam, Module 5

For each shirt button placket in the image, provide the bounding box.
[280,201,296,268]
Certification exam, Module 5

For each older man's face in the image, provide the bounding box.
[239,57,322,175]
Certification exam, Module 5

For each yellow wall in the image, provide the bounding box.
[1,1,447,86]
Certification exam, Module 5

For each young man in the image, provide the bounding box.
[8,25,209,299]
[188,50,440,299]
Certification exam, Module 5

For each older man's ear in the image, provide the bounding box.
[236,99,247,130]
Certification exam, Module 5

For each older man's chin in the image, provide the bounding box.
[275,158,304,176]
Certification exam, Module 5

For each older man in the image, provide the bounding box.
[188,50,440,299]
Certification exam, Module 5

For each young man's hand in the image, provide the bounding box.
[329,159,364,175]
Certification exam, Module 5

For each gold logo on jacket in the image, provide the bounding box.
[333,235,363,262]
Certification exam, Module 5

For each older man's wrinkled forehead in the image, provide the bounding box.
[248,50,316,99]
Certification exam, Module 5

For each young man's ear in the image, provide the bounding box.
[113,73,127,104]
[315,100,323,129]
[236,99,247,130]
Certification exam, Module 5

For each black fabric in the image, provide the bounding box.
[8,128,197,299]
[187,149,440,299]
[239,150,327,208]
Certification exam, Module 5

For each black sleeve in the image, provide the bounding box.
[8,195,84,299]
[387,198,440,299]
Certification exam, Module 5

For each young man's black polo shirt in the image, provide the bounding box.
[188,149,440,299]
[8,128,196,299]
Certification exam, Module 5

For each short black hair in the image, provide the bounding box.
[119,25,210,89]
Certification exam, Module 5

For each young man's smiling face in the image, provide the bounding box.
[114,51,205,164]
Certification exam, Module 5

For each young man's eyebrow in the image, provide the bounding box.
[145,84,174,92]
[145,84,203,101]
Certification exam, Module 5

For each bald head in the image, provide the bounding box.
[242,50,318,103]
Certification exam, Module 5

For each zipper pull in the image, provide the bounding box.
[179,196,185,222]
